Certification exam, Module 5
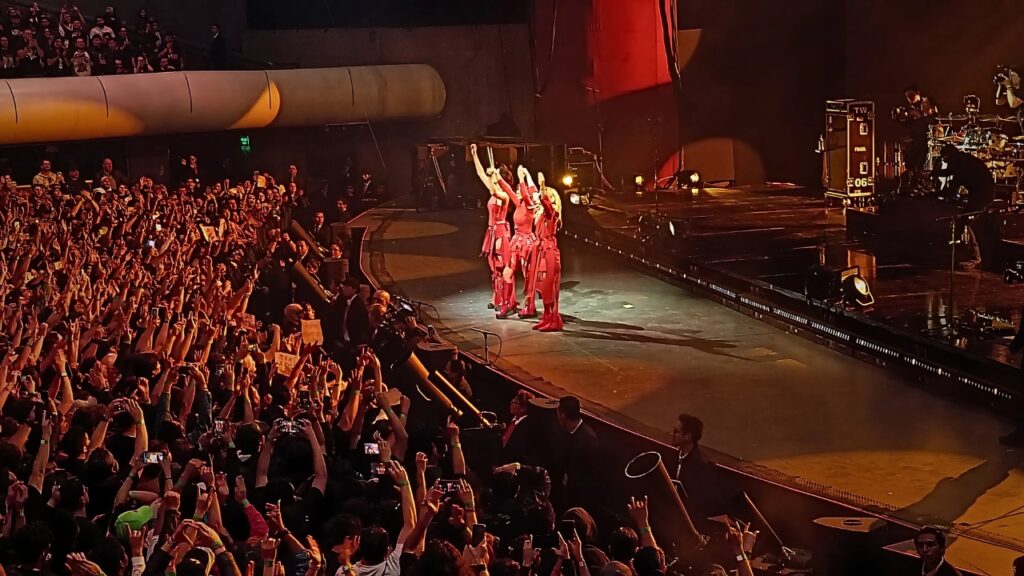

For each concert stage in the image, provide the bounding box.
[354,199,1024,574]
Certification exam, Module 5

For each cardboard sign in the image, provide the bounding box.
[274,352,299,376]
[241,313,257,331]
[301,319,324,345]
[200,225,217,242]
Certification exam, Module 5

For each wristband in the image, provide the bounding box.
[263,560,275,568]
[452,442,462,448]
[396,481,410,487]
[638,526,652,534]
[39,439,49,446]
[242,499,251,507]
[211,541,225,551]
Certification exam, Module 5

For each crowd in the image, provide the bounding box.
[0,145,767,576]
[0,145,983,576]
[0,2,199,78]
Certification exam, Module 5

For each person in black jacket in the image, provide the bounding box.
[553,395,598,510]
[335,276,368,352]
[672,414,726,529]
[914,527,963,576]
[500,389,539,466]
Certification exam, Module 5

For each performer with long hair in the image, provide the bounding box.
[532,173,563,332]
[505,165,539,318]
[471,143,515,317]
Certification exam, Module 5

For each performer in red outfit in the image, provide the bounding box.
[532,173,563,332]
[471,144,515,316]
[505,165,539,318]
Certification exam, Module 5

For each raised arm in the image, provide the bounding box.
[470,143,491,189]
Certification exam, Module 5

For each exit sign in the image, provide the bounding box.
[240,135,252,153]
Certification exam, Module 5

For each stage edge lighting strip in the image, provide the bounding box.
[565,231,1016,402]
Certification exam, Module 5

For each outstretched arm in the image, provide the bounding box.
[470,144,492,190]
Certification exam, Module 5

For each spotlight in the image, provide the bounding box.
[842,273,874,307]
[562,174,575,187]
[569,192,581,205]
[568,189,591,206]
[634,174,644,186]
[675,169,702,190]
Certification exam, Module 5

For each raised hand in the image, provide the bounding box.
[627,495,649,527]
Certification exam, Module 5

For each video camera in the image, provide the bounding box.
[994,65,1015,85]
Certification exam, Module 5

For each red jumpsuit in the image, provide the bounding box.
[507,181,538,317]
[533,193,563,331]
[481,194,511,311]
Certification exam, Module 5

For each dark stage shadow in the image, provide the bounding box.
[561,315,645,332]
[894,451,1022,527]
[562,327,758,362]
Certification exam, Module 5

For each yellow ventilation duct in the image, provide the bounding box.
[0,64,445,145]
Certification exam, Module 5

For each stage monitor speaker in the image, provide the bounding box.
[823,100,875,205]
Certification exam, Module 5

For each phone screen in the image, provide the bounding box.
[471,524,487,546]
[558,520,577,542]
[363,442,380,455]
[369,462,387,475]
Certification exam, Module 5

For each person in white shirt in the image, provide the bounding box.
[89,16,114,39]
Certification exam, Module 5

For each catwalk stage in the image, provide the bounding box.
[353,199,1024,574]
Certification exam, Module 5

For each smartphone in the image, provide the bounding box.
[363,442,380,455]
[142,451,164,464]
[558,519,577,542]
[145,239,156,249]
[196,482,207,494]
[369,462,387,475]
[213,419,226,435]
[276,420,298,434]
[297,390,312,411]
[150,306,159,319]
[437,479,461,494]
[471,524,487,547]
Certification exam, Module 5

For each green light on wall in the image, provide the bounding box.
[240,135,252,154]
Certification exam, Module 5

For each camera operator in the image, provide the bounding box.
[995,65,1024,133]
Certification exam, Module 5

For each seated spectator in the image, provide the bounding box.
[89,15,113,40]
[94,157,128,187]
[32,159,60,187]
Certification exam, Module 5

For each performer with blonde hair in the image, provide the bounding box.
[532,173,563,331]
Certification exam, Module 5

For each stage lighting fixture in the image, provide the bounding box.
[562,174,575,187]
[842,273,874,307]
[635,174,644,186]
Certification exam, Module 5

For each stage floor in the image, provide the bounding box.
[586,186,1024,367]
[355,203,1024,574]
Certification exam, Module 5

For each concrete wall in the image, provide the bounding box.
[242,25,535,140]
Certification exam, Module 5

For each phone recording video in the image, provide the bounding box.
[276,420,299,434]
[214,419,226,435]
[437,479,461,494]
[363,442,380,455]
[369,462,387,475]
[142,451,164,465]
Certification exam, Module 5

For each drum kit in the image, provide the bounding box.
[926,111,1024,191]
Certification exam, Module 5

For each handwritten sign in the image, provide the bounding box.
[301,319,324,345]
[275,352,299,376]
[241,314,257,331]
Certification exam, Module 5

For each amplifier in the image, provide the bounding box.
[823,99,875,204]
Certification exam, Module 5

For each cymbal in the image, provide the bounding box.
[974,115,1018,123]
[939,115,972,121]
